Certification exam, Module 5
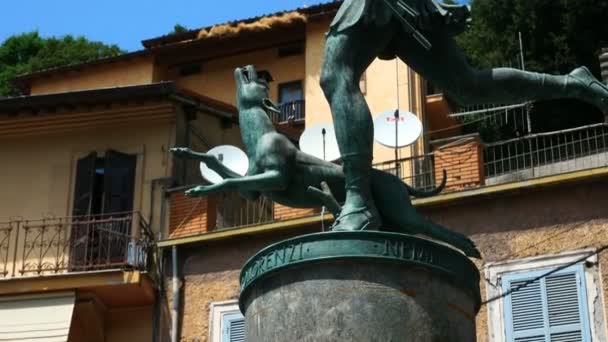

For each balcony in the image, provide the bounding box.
[164,123,608,240]
[0,212,154,279]
[271,100,305,124]
[484,123,608,185]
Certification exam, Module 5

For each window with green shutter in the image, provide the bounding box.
[222,312,245,342]
[502,264,591,342]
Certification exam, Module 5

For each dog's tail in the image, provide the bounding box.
[405,169,447,198]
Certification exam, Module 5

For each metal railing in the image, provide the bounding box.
[373,154,437,192]
[0,212,154,278]
[272,100,305,124]
[449,102,531,137]
[484,123,608,183]
[215,193,275,230]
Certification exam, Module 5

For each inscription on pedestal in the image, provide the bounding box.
[240,232,472,297]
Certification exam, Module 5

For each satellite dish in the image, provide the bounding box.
[373,110,422,148]
[199,145,249,184]
[299,122,341,162]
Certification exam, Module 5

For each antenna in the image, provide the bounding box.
[299,123,341,162]
[199,145,249,184]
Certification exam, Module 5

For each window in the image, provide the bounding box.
[484,250,606,342]
[72,150,137,217]
[222,312,245,342]
[502,265,591,342]
[210,301,245,342]
[70,150,137,270]
[277,81,304,123]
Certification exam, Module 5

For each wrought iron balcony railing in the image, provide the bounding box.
[271,100,305,124]
[0,212,154,279]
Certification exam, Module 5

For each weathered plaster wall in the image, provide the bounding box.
[169,178,608,341]
[29,56,157,95]
[419,179,608,342]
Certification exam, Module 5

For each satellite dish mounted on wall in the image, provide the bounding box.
[199,145,249,184]
[373,110,423,148]
[299,122,341,162]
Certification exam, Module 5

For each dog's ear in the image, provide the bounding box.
[263,98,281,114]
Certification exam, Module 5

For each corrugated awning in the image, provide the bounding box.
[0,292,75,341]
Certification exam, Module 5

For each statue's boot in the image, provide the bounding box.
[567,66,608,118]
[332,154,382,231]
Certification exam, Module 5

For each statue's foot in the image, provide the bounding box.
[568,66,608,113]
[332,204,381,231]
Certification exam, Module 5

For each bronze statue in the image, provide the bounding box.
[171,65,480,258]
[320,0,608,231]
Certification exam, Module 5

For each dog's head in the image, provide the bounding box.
[234,65,280,114]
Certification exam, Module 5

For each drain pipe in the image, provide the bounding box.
[171,246,180,342]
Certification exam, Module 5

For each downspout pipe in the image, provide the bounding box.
[171,246,180,342]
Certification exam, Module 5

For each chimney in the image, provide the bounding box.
[600,48,608,85]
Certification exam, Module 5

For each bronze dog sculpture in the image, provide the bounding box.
[171,65,480,258]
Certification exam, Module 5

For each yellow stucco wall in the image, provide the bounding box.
[0,114,175,277]
[304,19,426,165]
[29,56,156,95]
[175,46,306,106]
[105,307,153,342]
[0,120,172,222]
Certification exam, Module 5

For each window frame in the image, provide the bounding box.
[484,249,606,342]
[501,264,591,341]
[209,300,244,342]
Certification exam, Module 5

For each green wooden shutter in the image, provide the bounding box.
[222,312,245,342]
[502,264,591,342]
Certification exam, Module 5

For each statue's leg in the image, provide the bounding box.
[320,27,393,231]
[395,32,608,113]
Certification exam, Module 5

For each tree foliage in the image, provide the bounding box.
[457,0,608,74]
[0,32,123,96]
[171,24,189,35]
[455,0,608,135]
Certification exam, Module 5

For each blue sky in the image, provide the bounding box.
[1,1,468,52]
[0,1,320,51]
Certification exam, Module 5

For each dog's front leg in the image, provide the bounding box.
[185,170,286,197]
[170,147,242,179]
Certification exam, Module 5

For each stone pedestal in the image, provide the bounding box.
[239,231,481,342]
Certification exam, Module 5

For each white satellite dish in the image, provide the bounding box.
[199,145,249,184]
[373,110,423,148]
[299,122,341,162]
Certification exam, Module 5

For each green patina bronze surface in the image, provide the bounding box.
[239,231,481,312]
[171,65,480,258]
[320,0,608,232]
